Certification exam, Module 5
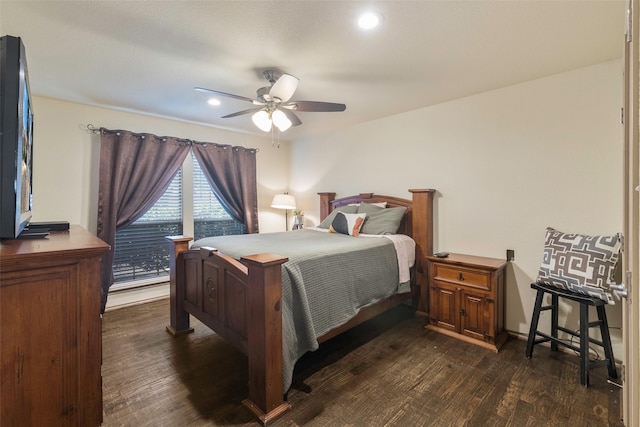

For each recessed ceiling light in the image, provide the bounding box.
[357,11,383,30]
[207,98,221,106]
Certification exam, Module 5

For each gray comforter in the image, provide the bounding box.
[192,228,402,391]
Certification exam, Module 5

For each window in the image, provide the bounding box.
[112,169,182,284]
[112,153,244,285]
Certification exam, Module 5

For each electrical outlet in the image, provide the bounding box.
[506,249,515,261]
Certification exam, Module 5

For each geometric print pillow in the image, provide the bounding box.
[536,227,623,304]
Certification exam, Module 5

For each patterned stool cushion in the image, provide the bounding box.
[536,227,622,304]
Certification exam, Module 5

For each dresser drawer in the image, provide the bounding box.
[433,264,491,290]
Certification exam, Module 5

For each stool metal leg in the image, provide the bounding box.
[596,305,618,380]
[579,302,589,387]
[526,289,545,358]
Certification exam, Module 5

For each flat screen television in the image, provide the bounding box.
[0,35,34,239]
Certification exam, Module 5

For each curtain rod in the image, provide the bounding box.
[84,124,259,152]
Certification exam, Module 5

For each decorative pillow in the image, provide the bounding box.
[357,203,386,215]
[536,227,622,304]
[318,205,359,229]
[360,206,407,235]
[329,212,367,237]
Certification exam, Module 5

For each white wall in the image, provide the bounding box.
[290,60,625,354]
[31,97,291,234]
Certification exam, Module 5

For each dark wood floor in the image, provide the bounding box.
[102,299,623,426]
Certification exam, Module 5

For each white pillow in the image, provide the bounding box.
[370,202,387,208]
[347,202,387,208]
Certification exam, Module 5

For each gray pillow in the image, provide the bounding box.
[360,206,407,235]
[318,205,359,228]
[356,203,386,215]
[536,227,622,304]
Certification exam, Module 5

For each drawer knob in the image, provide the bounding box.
[458,272,465,281]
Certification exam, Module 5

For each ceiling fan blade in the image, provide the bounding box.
[222,108,263,118]
[269,73,299,102]
[279,107,302,127]
[194,87,254,103]
[284,100,346,112]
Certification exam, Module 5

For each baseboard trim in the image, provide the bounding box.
[105,281,169,311]
[507,330,623,366]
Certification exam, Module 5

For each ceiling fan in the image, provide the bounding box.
[194,70,346,132]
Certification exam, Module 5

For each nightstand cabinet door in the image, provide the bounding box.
[429,282,459,333]
[426,253,507,352]
[459,289,491,341]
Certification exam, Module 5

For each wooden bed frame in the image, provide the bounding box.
[166,189,435,424]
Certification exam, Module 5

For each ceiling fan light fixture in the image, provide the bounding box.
[272,109,292,132]
[252,110,272,132]
[269,73,299,103]
[198,70,345,138]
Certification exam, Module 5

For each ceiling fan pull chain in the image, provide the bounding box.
[271,125,280,148]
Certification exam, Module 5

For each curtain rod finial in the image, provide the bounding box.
[84,124,101,134]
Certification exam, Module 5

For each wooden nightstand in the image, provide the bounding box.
[426,253,508,352]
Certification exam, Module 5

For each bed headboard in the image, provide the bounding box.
[319,192,405,231]
[318,189,435,313]
[318,190,433,245]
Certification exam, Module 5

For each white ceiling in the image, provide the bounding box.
[0,1,626,140]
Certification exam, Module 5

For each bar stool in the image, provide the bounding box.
[525,281,617,387]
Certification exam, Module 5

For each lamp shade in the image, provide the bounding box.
[272,109,292,132]
[271,193,296,210]
[252,110,272,132]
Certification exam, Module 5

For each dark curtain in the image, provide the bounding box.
[192,143,259,234]
[97,129,190,312]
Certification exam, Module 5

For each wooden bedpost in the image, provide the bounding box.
[317,192,336,221]
[409,189,435,314]
[165,236,194,336]
[240,253,291,425]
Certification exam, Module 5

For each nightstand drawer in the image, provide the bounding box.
[433,264,490,290]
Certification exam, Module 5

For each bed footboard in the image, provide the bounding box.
[165,236,290,424]
[165,188,435,424]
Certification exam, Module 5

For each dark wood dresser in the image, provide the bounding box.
[0,225,109,426]
[426,253,508,352]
